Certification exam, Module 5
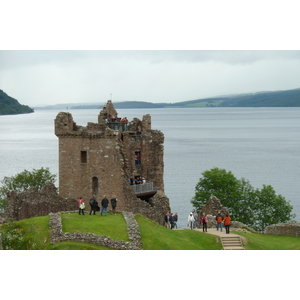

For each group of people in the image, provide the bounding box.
[187,210,231,234]
[129,176,146,185]
[77,195,118,216]
[104,115,128,124]
[164,212,178,229]
[215,210,231,234]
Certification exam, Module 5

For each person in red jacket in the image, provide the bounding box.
[200,212,208,232]
[224,213,231,234]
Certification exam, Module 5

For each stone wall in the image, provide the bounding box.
[199,196,229,228]
[265,222,300,236]
[130,190,170,226]
[5,183,77,221]
[49,211,142,250]
[4,180,170,227]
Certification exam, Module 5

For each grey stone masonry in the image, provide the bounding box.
[49,211,142,250]
[265,222,300,236]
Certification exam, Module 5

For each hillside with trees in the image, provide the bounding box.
[0,90,34,115]
[164,88,300,108]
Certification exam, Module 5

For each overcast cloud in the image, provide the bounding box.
[1,50,300,107]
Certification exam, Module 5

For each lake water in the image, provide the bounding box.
[1,107,300,228]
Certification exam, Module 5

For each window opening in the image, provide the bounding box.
[92,177,98,194]
[135,151,141,165]
[81,151,87,163]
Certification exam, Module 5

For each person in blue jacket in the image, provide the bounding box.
[100,195,109,216]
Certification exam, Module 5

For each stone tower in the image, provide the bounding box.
[54,100,170,221]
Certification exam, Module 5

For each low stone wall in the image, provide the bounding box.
[6,183,77,221]
[49,211,142,250]
[265,222,300,236]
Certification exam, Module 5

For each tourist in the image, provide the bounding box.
[78,197,84,215]
[101,195,109,216]
[216,210,224,231]
[79,201,85,215]
[169,213,175,229]
[187,212,195,230]
[164,212,170,228]
[89,195,98,215]
[200,212,208,232]
[173,213,178,229]
[135,152,141,165]
[110,195,118,215]
[193,210,198,229]
[137,125,142,135]
[224,213,231,234]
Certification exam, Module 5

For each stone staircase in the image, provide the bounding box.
[221,235,244,250]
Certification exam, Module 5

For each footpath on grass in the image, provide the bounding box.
[194,227,245,250]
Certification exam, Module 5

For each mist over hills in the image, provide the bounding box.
[34,87,300,110]
[2,87,300,115]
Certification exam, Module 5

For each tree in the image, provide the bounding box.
[0,168,56,214]
[253,185,295,231]
[191,167,295,231]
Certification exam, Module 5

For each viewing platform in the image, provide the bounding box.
[107,122,130,132]
[131,182,157,198]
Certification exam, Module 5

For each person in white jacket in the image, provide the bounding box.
[187,212,195,230]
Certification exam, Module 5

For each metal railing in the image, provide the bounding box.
[131,182,154,194]
[107,123,130,132]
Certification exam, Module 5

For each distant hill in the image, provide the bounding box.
[34,87,300,110]
[163,88,300,108]
[0,90,34,115]
[218,88,300,107]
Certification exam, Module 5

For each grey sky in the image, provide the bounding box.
[1,50,300,107]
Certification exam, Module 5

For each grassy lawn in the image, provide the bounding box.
[0,215,51,250]
[234,231,300,250]
[135,214,222,250]
[3,213,300,250]
[61,212,130,242]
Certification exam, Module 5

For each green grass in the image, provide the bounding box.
[0,215,51,250]
[61,212,130,242]
[135,214,222,250]
[234,231,300,250]
[2,213,300,250]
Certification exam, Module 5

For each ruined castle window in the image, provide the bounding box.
[135,151,141,165]
[92,177,98,194]
[81,151,87,163]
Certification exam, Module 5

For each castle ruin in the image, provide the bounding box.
[54,100,170,224]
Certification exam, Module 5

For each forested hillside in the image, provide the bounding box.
[165,88,300,107]
[219,88,300,107]
[0,90,34,115]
